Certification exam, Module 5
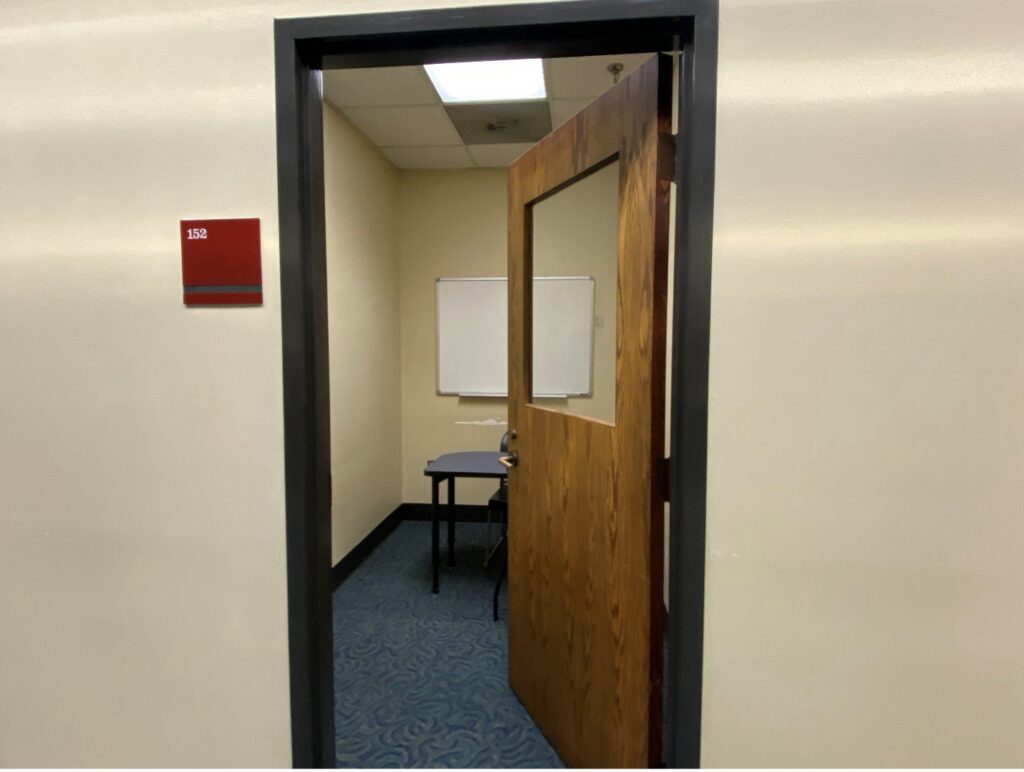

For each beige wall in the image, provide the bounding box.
[1,0,1022,767]
[397,169,510,505]
[323,103,402,563]
[0,0,530,767]
[396,164,620,504]
[702,0,1024,766]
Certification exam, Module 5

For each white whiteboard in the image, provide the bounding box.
[436,276,594,397]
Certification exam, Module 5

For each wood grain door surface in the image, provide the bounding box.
[505,54,673,768]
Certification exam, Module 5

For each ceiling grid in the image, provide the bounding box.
[322,54,652,169]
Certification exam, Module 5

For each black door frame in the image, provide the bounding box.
[274,1,717,767]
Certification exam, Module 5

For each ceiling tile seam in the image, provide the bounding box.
[323,100,402,157]
[341,99,556,111]
[336,101,441,109]
[420,64,444,105]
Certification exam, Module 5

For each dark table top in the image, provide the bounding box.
[424,451,507,479]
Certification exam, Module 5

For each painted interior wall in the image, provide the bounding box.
[701,0,1024,766]
[396,164,621,505]
[397,169,510,505]
[2,0,1021,767]
[323,102,402,563]
[0,0,533,767]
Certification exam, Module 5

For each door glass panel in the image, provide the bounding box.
[530,159,619,424]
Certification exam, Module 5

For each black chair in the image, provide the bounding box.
[484,431,510,564]
[489,487,508,621]
[489,432,510,621]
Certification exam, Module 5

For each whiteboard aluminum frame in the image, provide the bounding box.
[435,275,596,398]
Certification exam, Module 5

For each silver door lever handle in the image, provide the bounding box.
[498,451,518,469]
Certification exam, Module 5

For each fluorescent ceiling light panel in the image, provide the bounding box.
[424,59,546,103]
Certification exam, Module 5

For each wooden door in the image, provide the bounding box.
[505,54,672,768]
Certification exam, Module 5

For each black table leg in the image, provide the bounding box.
[431,475,440,594]
[447,476,456,567]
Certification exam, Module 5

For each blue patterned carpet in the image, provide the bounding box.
[333,521,565,768]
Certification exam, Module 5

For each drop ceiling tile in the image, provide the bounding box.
[467,143,533,168]
[323,66,438,108]
[381,145,474,170]
[549,98,591,130]
[341,105,461,147]
[545,53,654,99]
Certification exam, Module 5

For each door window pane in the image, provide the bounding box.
[530,159,619,424]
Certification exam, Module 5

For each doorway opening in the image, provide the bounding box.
[324,52,659,769]
[275,2,717,767]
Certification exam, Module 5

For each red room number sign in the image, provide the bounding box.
[180,218,262,306]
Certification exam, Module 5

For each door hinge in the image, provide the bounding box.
[656,456,671,503]
[658,133,677,183]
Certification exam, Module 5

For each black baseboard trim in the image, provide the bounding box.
[398,502,492,523]
[331,505,404,589]
[331,502,496,589]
